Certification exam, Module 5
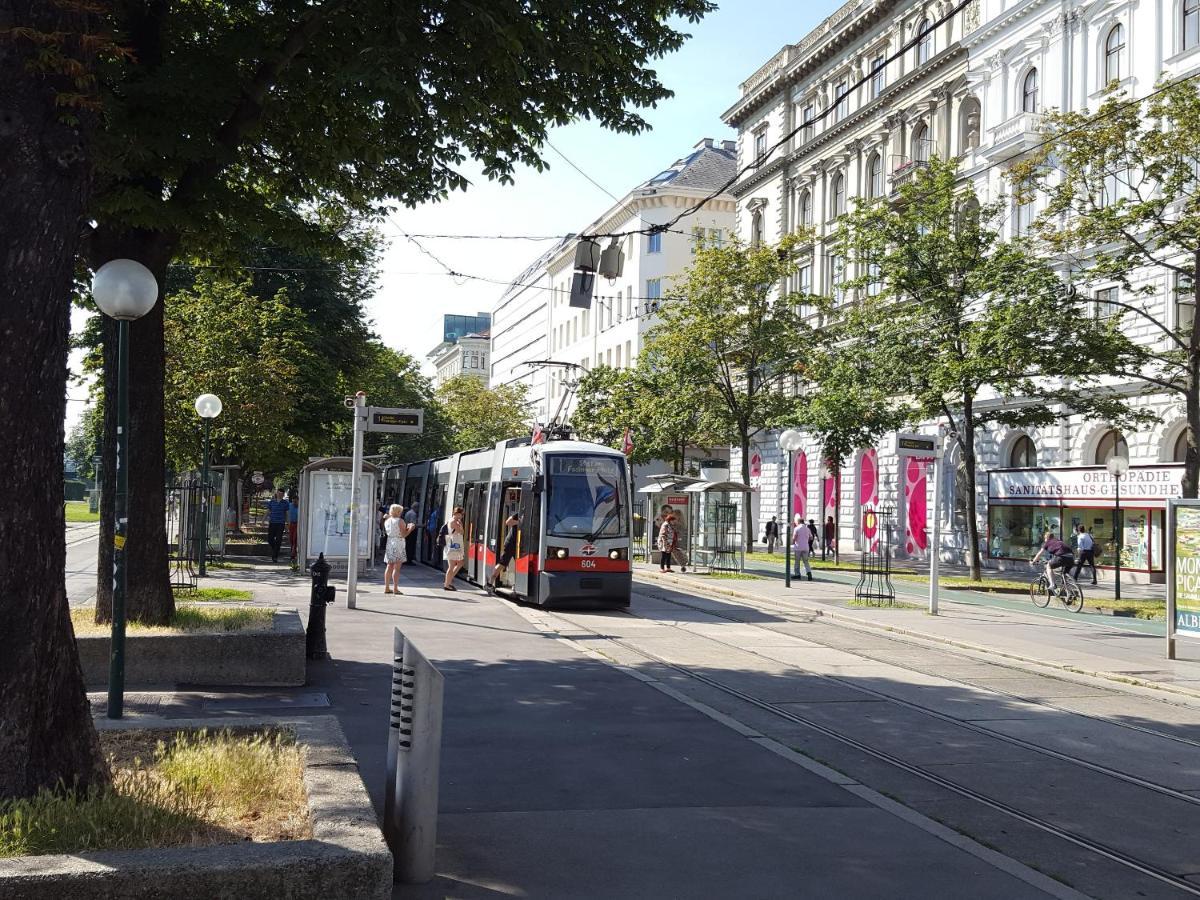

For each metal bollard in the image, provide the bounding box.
[306,553,334,660]
[384,627,444,884]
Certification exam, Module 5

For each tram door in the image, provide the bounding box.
[515,480,540,601]
[495,485,522,591]
[463,483,486,582]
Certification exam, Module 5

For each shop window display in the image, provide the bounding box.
[989,506,1059,559]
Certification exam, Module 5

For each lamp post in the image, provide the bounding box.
[780,429,804,588]
[1106,454,1129,601]
[92,259,159,720]
[194,393,223,577]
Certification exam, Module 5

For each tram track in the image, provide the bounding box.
[528,591,1200,898]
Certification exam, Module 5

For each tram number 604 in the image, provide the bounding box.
[581,559,597,569]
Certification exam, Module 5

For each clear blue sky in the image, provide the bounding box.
[372,0,843,373]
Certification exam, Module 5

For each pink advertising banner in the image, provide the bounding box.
[860,448,879,552]
[904,457,928,555]
[793,452,808,520]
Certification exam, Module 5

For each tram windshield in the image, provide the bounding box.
[546,455,628,539]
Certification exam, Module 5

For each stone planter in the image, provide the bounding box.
[76,608,306,688]
[0,716,391,899]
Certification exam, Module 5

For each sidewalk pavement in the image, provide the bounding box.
[636,563,1200,701]
[162,562,1065,899]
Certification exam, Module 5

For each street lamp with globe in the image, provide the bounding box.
[1106,454,1130,601]
[779,429,804,588]
[91,259,159,719]
[194,393,223,577]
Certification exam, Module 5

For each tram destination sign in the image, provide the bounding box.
[366,407,424,435]
[895,432,937,458]
[1168,500,1200,656]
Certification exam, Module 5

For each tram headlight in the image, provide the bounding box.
[547,546,568,559]
[609,548,627,560]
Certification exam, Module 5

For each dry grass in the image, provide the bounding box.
[71,605,273,636]
[0,728,310,857]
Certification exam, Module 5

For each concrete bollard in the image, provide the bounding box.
[384,627,444,884]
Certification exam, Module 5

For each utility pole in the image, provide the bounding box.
[346,392,367,609]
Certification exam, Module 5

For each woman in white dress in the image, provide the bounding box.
[383,504,415,595]
[443,506,466,591]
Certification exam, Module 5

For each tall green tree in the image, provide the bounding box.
[573,364,726,472]
[834,158,1140,579]
[84,0,715,624]
[1015,80,1200,496]
[643,234,814,548]
[435,375,531,453]
[0,0,110,800]
[65,405,104,482]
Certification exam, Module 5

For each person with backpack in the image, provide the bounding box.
[1072,524,1098,585]
[792,513,813,581]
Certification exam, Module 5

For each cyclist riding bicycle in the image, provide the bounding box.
[1031,530,1075,595]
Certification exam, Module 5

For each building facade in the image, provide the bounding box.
[725,0,1189,582]
[427,312,492,388]
[490,139,738,446]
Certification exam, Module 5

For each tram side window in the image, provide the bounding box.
[546,456,628,538]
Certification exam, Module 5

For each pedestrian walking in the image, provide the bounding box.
[488,513,521,593]
[287,492,300,562]
[1073,524,1098,585]
[806,518,819,551]
[404,502,420,564]
[792,514,813,581]
[657,513,678,573]
[382,504,417,594]
[265,489,289,563]
[823,516,836,554]
[443,507,466,591]
[764,516,780,554]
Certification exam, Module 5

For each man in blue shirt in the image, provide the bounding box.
[287,493,300,562]
[266,489,289,563]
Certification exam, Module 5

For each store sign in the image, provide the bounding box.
[1169,501,1200,645]
[989,466,1183,504]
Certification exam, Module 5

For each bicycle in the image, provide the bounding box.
[1029,560,1085,612]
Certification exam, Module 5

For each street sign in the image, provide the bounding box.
[895,432,937,458]
[251,471,264,485]
[366,407,424,434]
[1167,499,1200,658]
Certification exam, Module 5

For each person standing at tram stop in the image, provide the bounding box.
[824,515,836,554]
[287,492,300,562]
[443,507,466,591]
[266,489,289,563]
[383,504,416,595]
[487,513,521,594]
[657,513,681,573]
[404,502,420,564]
[1073,524,1098,586]
[792,514,813,581]
[764,516,780,554]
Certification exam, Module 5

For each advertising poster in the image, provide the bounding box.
[306,472,373,558]
[793,451,808,520]
[904,458,928,555]
[1173,504,1200,637]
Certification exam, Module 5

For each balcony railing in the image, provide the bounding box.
[981,112,1044,159]
[889,156,929,191]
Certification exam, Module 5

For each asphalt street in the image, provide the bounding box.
[65,523,98,606]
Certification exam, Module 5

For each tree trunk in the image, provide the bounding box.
[741,430,754,552]
[961,398,982,581]
[1183,250,1200,500]
[93,234,176,625]
[0,0,109,798]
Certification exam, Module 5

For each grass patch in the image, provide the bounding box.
[0,728,309,857]
[175,587,253,603]
[71,605,273,636]
[206,561,252,571]
[697,572,763,580]
[892,573,1034,592]
[1089,597,1165,619]
[64,500,98,523]
[847,598,923,610]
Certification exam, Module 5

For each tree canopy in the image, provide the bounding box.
[435,375,531,453]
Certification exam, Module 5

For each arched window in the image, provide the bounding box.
[831,173,845,218]
[1009,435,1037,468]
[751,210,764,248]
[1022,68,1039,113]
[912,122,931,163]
[1094,429,1129,464]
[1104,24,1126,84]
[953,461,971,527]
[1186,0,1200,51]
[868,153,883,198]
[798,190,813,227]
[917,18,932,64]
[1174,430,1190,462]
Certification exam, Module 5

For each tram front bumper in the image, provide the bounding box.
[537,570,631,608]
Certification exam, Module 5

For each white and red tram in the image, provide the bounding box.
[382,438,631,607]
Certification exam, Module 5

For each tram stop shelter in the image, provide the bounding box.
[297,456,380,575]
[682,480,754,573]
[636,474,703,563]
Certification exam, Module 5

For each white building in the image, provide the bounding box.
[726,0,1192,582]
[428,329,490,389]
[491,138,738,432]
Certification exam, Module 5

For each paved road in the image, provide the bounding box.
[66,523,98,606]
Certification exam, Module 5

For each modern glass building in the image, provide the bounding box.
[443,312,490,344]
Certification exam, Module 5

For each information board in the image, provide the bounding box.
[1167,499,1200,658]
[305,471,373,558]
[366,407,423,435]
[895,432,937,458]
